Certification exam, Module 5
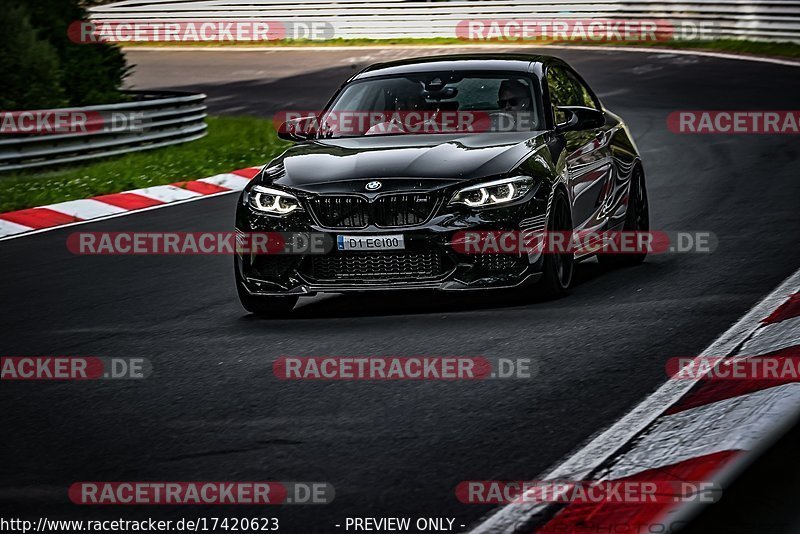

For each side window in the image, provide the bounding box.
[547,66,600,123]
[547,67,582,108]
[568,71,599,110]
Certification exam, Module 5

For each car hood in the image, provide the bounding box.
[265,132,546,194]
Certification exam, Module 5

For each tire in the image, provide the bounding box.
[536,190,574,298]
[234,258,298,317]
[598,166,649,268]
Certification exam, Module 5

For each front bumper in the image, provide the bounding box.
[235,189,549,296]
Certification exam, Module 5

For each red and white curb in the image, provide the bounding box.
[0,167,262,241]
[470,268,800,533]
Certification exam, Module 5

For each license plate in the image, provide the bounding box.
[337,235,405,251]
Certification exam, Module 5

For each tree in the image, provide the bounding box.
[0,3,65,109]
[26,0,131,105]
[0,0,130,109]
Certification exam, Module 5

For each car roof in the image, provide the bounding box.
[351,53,559,80]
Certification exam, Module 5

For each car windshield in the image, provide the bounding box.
[316,72,541,138]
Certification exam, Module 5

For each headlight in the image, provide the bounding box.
[449,176,535,208]
[249,185,301,215]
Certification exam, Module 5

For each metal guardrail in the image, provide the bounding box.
[0,90,207,172]
[90,0,800,42]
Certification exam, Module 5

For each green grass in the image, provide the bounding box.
[0,116,289,213]
[122,37,800,58]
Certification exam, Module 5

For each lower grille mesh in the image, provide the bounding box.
[251,256,300,279]
[310,251,443,280]
[474,254,526,274]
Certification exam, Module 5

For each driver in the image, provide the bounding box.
[498,80,532,111]
[494,80,534,131]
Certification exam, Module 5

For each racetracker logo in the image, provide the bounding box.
[450,231,717,255]
[274,357,536,380]
[68,20,335,43]
[455,19,716,42]
[668,111,800,134]
[0,111,144,135]
[275,110,549,136]
[456,480,721,504]
[68,232,333,255]
[0,357,151,380]
[69,482,334,505]
[667,352,800,380]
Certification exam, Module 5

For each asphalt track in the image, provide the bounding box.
[1,47,800,532]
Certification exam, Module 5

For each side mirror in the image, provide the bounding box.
[555,106,605,133]
[278,116,317,142]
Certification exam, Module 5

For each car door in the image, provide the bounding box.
[546,65,613,232]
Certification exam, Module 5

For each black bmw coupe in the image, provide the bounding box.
[235,54,648,315]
